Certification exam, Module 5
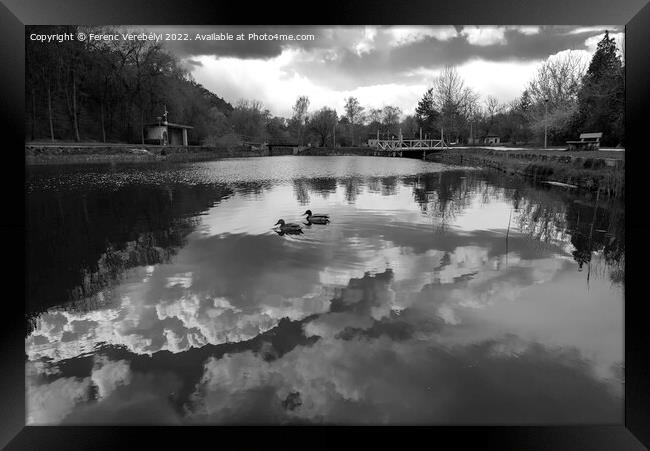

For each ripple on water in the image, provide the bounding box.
[26,156,452,193]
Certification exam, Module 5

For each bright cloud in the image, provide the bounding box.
[182,26,622,117]
[91,357,132,399]
[27,356,134,424]
[387,26,458,46]
[511,26,541,35]
[353,26,378,55]
[191,51,429,117]
[460,26,507,46]
[27,376,91,425]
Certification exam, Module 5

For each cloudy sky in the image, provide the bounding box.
[142,25,623,119]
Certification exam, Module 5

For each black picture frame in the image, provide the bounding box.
[1,0,648,449]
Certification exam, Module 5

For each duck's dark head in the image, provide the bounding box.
[303,210,312,216]
[275,219,285,226]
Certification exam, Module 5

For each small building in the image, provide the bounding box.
[267,139,299,154]
[268,142,300,155]
[483,135,500,145]
[143,120,193,146]
[243,141,268,151]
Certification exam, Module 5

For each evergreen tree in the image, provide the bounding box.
[512,90,533,143]
[415,88,439,136]
[574,31,624,146]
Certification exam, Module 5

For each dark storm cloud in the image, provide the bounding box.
[129,25,622,92]
[135,25,621,63]
[395,27,576,66]
[134,25,329,59]
[289,25,623,90]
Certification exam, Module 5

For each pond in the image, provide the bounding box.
[25,155,624,425]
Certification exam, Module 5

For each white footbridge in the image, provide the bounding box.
[368,138,448,157]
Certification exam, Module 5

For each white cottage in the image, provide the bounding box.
[143,120,193,146]
[484,135,500,145]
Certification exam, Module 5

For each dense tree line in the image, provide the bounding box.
[407,32,624,147]
[289,32,623,148]
[26,25,233,144]
[27,28,623,148]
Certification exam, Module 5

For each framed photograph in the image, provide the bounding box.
[1,0,648,448]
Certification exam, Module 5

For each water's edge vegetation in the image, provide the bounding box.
[427,148,624,198]
[26,145,624,198]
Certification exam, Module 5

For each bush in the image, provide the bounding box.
[202,133,242,149]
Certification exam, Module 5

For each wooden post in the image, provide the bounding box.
[182,128,188,146]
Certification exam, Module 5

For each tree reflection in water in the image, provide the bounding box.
[27,183,234,314]
[406,169,624,285]
[25,158,624,425]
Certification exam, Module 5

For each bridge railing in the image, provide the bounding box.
[371,139,447,150]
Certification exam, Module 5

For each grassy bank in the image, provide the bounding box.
[24,143,376,164]
[24,143,278,165]
[428,147,625,198]
[298,147,375,156]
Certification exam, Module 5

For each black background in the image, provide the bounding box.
[1,0,648,449]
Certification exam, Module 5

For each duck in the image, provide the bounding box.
[274,219,303,233]
[275,229,303,236]
[302,209,330,224]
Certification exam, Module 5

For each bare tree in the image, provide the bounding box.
[344,96,365,145]
[308,107,338,147]
[291,95,310,145]
[381,105,402,137]
[231,99,268,141]
[466,97,482,143]
[431,66,477,142]
[368,108,383,136]
[400,115,419,139]
[526,51,587,142]
[484,95,502,135]
[527,50,586,107]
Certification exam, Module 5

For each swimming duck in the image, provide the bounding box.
[303,210,330,224]
[274,219,303,232]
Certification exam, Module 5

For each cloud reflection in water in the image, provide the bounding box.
[25,157,624,424]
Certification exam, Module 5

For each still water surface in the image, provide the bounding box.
[26,156,624,424]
